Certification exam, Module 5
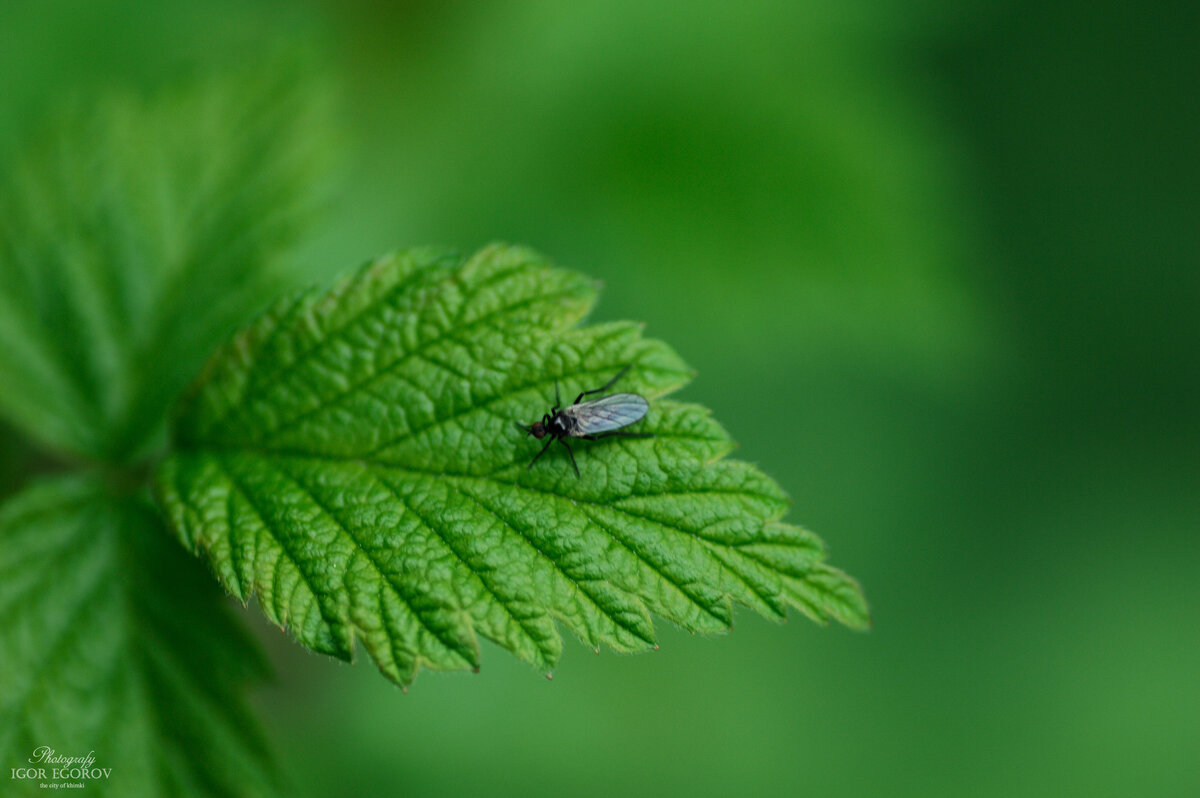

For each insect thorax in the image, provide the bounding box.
[550,412,576,436]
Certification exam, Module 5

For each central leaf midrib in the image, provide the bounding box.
[182,438,790,524]
[451,471,807,624]
[201,448,793,642]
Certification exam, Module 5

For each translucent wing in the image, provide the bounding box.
[568,393,649,434]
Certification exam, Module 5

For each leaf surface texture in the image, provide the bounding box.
[157,244,868,685]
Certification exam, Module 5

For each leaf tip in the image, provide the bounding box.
[846,603,874,632]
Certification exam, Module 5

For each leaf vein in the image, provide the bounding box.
[249,286,585,445]
[442,479,655,648]
[204,257,450,437]
[213,455,346,653]
[372,472,556,666]
[266,457,478,667]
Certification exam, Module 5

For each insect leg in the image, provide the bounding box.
[551,380,562,413]
[574,365,632,404]
[527,436,556,469]
[559,438,580,477]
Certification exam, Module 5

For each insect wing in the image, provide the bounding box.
[568,393,649,434]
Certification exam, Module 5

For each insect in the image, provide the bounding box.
[520,366,653,476]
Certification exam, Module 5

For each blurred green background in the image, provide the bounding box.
[3,1,1197,796]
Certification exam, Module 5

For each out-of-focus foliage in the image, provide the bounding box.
[0,55,333,798]
[0,60,330,461]
[0,476,279,797]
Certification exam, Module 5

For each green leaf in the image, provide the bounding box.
[0,60,331,461]
[156,243,868,687]
[0,476,279,797]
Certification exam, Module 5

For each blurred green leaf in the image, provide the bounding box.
[0,61,331,461]
[0,475,279,797]
[156,244,868,687]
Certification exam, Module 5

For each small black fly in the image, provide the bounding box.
[519,366,653,476]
